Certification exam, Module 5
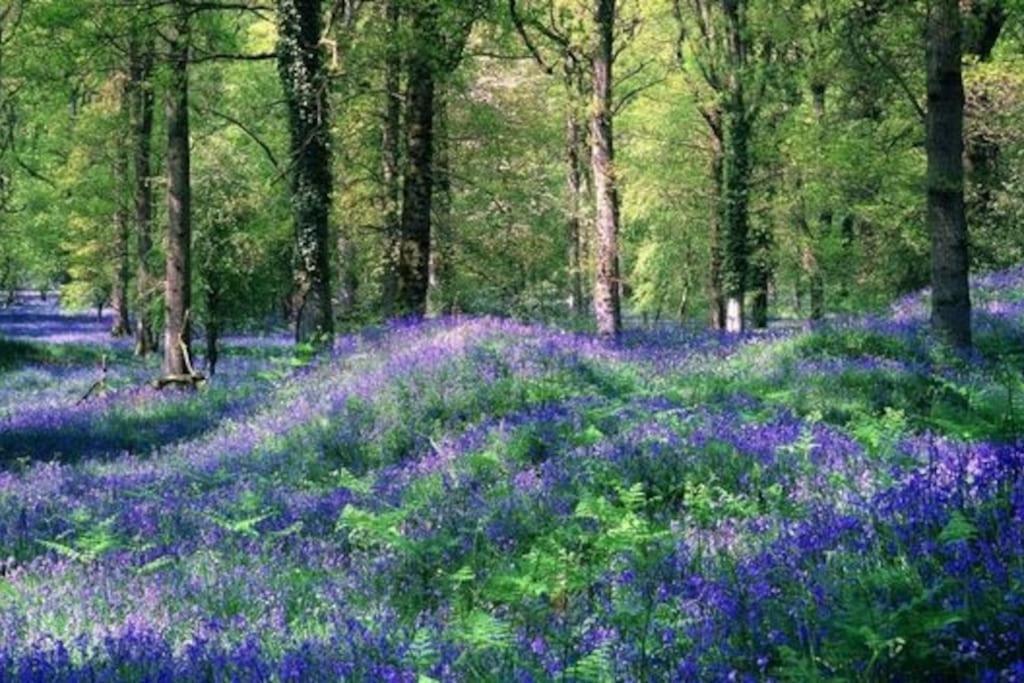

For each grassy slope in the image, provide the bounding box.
[0,276,1022,681]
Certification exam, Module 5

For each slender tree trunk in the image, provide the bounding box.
[163,7,193,377]
[111,114,131,338]
[427,87,452,317]
[927,0,971,348]
[398,2,437,316]
[205,288,219,377]
[379,0,402,316]
[564,60,586,315]
[808,82,829,322]
[278,0,335,344]
[130,38,156,356]
[708,112,726,329]
[590,0,622,337]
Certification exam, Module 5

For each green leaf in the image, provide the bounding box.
[938,511,977,545]
[137,556,175,575]
[209,512,273,537]
[576,425,604,447]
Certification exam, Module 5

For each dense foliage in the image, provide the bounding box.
[0,1,1021,337]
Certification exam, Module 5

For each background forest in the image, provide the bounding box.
[1,0,1022,356]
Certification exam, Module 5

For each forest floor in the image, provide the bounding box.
[0,272,1023,681]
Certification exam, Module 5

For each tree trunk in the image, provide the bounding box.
[110,113,131,338]
[721,0,751,334]
[205,288,219,377]
[749,219,772,329]
[965,0,1006,61]
[927,0,972,348]
[278,0,335,344]
[379,0,402,316]
[130,37,156,356]
[707,110,726,330]
[805,244,824,321]
[162,8,193,377]
[398,3,437,317]
[427,87,452,317]
[564,59,586,316]
[590,0,622,338]
[721,100,750,333]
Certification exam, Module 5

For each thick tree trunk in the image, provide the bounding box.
[398,4,437,317]
[278,0,335,344]
[749,219,772,329]
[721,99,750,333]
[427,88,452,317]
[590,0,622,337]
[927,0,972,348]
[162,9,193,377]
[379,0,402,316]
[111,121,131,338]
[721,0,751,334]
[130,38,156,356]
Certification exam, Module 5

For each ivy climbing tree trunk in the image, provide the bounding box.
[926,0,972,348]
[162,6,193,377]
[278,0,335,344]
[720,0,751,334]
[130,37,156,356]
[721,98,750,333]
[590,0,622,338]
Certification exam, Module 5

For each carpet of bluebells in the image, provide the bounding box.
[1,270,1023,682]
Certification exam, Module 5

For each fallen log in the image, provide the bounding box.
[152,372,207,390]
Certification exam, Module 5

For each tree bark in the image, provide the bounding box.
[129,37,156,356]
[721,99,750,333]
[204,288,220,376]
[809,82,828,322]
[111,106,131,338]
[590,0,622,337]
[749,219,772,329]
[564,58,587,316]
[427,87,453,316]
[379,0,402,316]
[397,3,437,317]
[721,0,751,334]
[927,0,972,348]
[162,7,193,377]
[278,0,335,344]
[707,109,726,329]
[965,0,1006,61]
